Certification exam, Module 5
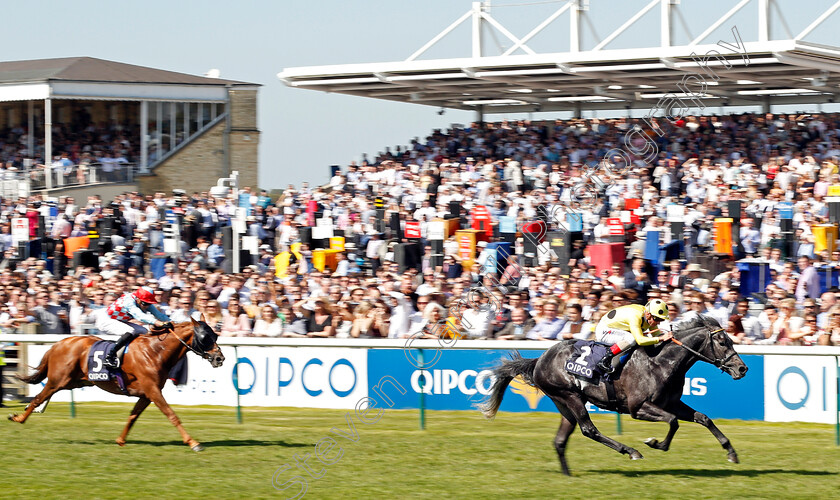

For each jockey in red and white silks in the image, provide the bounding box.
[97,286,171,368]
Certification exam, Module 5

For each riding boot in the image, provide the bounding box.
[103,332,135,369]
[597,340,636,374]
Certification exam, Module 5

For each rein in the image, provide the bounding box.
[175,333,211,359]
[669,327,736,371]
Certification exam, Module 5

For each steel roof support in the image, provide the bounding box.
[406,10,473,62]
[570,0,584,53]
[472,2,484,58]
[758,0,770,42]
[503,2,572,56]
[661,0,674,48]
[796,0,840,40]
[593,0,658,51]
[691,0,752,46]
[479,8,537,56]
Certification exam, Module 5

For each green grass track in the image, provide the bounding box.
[1,402,837,499]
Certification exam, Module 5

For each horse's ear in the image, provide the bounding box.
[190,316,199,327]
[200,313,207,323]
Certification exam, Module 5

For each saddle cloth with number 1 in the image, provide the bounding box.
[565,340,610,381]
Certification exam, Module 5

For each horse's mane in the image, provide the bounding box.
[672,313,721,334]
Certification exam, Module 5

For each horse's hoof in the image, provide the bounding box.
[728,453,739,464]
[116,440,126,447]
[8,414,21,423]
[645,438,668,451]
[191,444,204,452]
[629,450,644,460]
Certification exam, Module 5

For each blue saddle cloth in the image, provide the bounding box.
[87,340,128,392]
[87,340,120,381]
[565,340,611,381]
[87,339,189,389]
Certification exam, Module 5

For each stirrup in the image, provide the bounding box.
[597,358,614,374]
[103,355,120,369]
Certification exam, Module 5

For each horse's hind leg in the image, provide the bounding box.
[554,417,577,476]
[631,401,679,451]
[9,381,65,423]
[668,401,739,463]
[33,397,50,414]
[116,397,151,447]
[549,397,578,476]
[564,396,643,460]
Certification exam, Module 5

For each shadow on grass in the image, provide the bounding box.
[586,468,837,478]
[202,439,309,448]
[63,439,309,448]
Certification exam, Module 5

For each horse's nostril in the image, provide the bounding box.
[739,365,747,374]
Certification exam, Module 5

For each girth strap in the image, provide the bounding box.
[604,379,618,411]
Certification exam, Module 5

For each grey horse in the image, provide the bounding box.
[480,314,748,475]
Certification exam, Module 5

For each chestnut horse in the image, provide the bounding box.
[9,317,225,452]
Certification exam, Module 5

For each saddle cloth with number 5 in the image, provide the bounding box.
[565,340,610,380]
[87,340,122,381]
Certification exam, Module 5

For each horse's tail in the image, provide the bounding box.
[478,352,538,419]
[16,346,51,384]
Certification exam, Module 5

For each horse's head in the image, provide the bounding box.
[190,316,225,368]
[674,314,748,380]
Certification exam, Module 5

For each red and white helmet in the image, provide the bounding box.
[133,286,157,304]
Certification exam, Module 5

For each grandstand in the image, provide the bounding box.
[0,57,260,194]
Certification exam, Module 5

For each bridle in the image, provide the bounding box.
[670,326,738,371]
[174,326,217,360]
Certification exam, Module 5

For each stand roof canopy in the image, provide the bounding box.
[278,0,840,114]
[0,56,258,103]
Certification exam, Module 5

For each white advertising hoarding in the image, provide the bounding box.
[26,345,367,410]
[764,355,838,424]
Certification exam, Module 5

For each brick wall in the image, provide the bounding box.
[230,89,260,191]
[230,89,258,130]
[136,120,226,194]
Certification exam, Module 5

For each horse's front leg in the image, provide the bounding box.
[630,401,679,451]
[668,400,738,463]
[144,387,203,452]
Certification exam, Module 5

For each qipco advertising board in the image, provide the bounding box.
[25,345,837,423]
[370,349,766,420]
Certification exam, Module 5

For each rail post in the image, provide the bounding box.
[418,349,426,430]
[70,390,76,418]
[233,346,243,424]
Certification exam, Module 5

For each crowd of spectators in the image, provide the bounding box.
[0,120,137,186]
[0,112,839,349]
